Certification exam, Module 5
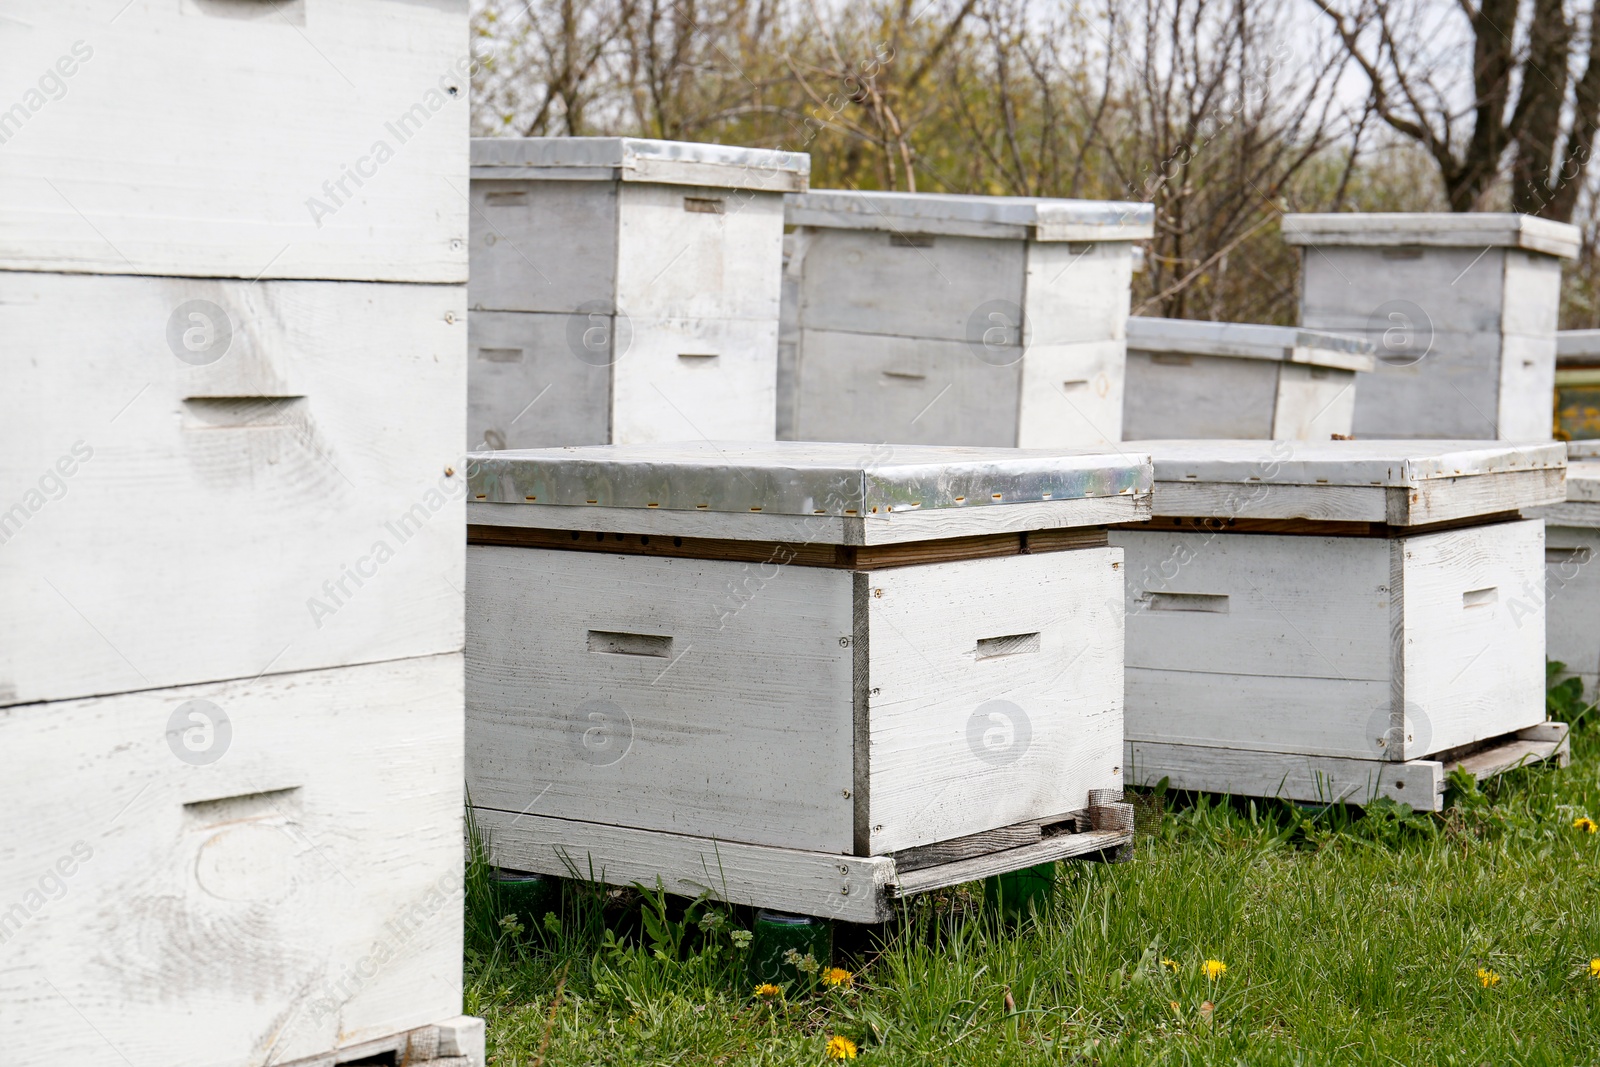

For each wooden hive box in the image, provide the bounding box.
[0,654,479,1067]
[0,272,466,708]
[1283,213,1578,440]
[1110,439,1569,810]
[779,191,1154,448]
[0,1,468,284]
[1123,318,1375,440]
[466,442,1149,920]
[1556,330,1600,442]
[1531,456,1600,697]
[467,138,808,449]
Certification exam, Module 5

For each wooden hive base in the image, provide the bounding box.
[475,795,1134,924]
[278,1017,485,1067]
[1127,722,1570,812]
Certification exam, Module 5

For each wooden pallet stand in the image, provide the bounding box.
[1111,439,1568,811]
[779,191,1154,448]
[467,138,808,449]
[1123,317,1375,440]
[466,443,1149,919]
[1531,457,1600,696]
[1282,213,1578,440]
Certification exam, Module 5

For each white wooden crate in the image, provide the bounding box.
[0,0,469,283]
[1123,318,1375,440]
[1283,213,1577,441]
[465,442,1148,917]
[0,271,464,707]
[1112,438,1567,809]
[0,653,465,1067]
[780,191,1153,448]
[466,138,805,448]
[1530,459,1600,696]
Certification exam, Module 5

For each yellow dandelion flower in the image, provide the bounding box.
[753,983,782,999]
[1590,958,1600,979]
[1476,967,1501,988]
[825,1035,858,1060]
[1161,958,1178,973]
[1202,959,1227,980]
[1574,817,1597,833]
[821,967,855,989]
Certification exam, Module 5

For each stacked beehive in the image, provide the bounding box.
[1122,318,1376,440]
[1556,330,1600,441]
[1282,213,1579,440]
[467,137,808,449]
[1,5,477,1064]
[779,191,1153,447]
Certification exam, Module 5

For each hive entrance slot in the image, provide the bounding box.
[975,632,1042,660]
[1147,591,1229,613]
[1462,587,1498,609]
[588,630,674,658]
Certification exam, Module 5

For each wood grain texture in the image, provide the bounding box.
[1126,739,1446,810]
[1401,519,1548,757]
[889,828,1133,895]
[0,0,468,282]
[863,550,1125,854]
[1443,721,1569,779]
[0,654,464,1067]
[789,329,1021,446]
[0,272,464,707]
[474,807,898,923]
[466,547,858,853]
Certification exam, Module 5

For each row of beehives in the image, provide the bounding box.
[1,6,478,1067]
[466,137,1579,452]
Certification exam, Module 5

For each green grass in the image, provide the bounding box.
[466,670,1600,1065]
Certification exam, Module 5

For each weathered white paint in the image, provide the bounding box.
[1285,214,1573,439]
[1530,461,1600,697]
[0,654,465,1067]
[0,0,469,282]
[0,271,465,707]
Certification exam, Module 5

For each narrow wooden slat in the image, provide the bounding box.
[890,829,1133,896]
[466,525,1108,570]
[1116,510,1524,539]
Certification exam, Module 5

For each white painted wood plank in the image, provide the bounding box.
[616,183,787,322]
[1126,739,1446,810]
[1017,339,1127,447]
[864,550,1125,854]
[1271,363,1360,440]
[0,654,464,1067]
[466,310,611,450]
[1124,667,1394,761]
[1497,331,1559,441]
[890,828,1132,896]
[1398,468,1565,525]
[1283,212,1579,259]
[1122,350,1280,440]
[1022,241,1134,346]
[474,807,897,923]
[790,330,1021,446]
[1543,525,1600,683]
[0,0,468,282]
[856,494,1147,545]
[611,317,778,444]
[466,547,857,853]
[1401,519,1548,757]
[794,226,1026,341]
[1112,530,1392,681]
[1147,482,1387,522]
[0,272,464,707]
[468,179,618,314]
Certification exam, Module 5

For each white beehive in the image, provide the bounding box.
[1123,317,1376,440]
[1532,457,1600,696]
[0,5,475,1064]
[780,191,1154,448]
[1283,213,1579,440]
[465,442,1148,920]
[467,138,808,449]
[0,0,469,283]
[1111,439,1569,809]
[1556,330,1600,442]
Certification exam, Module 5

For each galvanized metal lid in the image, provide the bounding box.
[1127,317,1376,373]
[1128,439,1566,488]
[786,190,1154,242]
[1281,212,1579,260]
[468,442,1150,517]
[470,137,809,192]
[1558,329,1600,364]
